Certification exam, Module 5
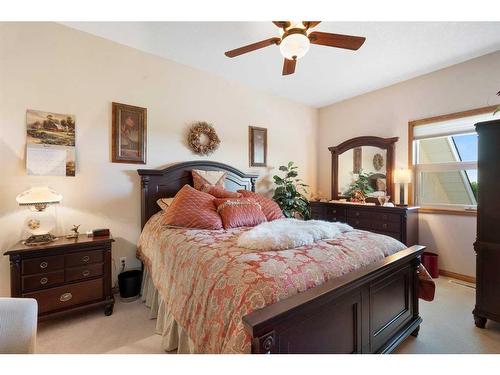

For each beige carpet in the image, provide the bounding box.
[36,277,500,354]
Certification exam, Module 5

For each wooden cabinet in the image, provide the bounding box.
[4,235,114,320]
[473,120,500,328]
[310,202,419,246]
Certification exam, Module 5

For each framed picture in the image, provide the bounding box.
[249,126,267,167]
[112,102,147,164]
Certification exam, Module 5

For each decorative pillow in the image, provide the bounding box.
[163,185,222,230]
[237,190,284,221]
[200,184,242,199]
[214,198,267,229]
[192,169,226,190]
[156,197,175,211]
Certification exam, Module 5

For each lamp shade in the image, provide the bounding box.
[16,187,62,206]
[393,169,412,184]
[279,33,310,60]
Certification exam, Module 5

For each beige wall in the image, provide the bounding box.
[318,51,500,278]
[0,22,318,296]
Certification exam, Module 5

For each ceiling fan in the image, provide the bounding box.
[224,21,366,76]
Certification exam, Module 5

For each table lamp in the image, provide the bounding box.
[394,168,412,206]
[16,187,62,245]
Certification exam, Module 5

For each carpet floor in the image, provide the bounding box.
[36,277,500,354]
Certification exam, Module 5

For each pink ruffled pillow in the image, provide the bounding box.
[237,190,284,221]
[214,198,267,229]
[163,185,222,230]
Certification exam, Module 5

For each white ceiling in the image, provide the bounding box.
[62,22,500,108]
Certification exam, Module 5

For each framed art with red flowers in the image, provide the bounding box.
[111,102,147,164]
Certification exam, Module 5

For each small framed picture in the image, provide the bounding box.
[249,126,267,167]
[111,102,147,164]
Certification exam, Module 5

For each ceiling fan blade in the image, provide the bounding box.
[304,21,321,29]
[272,21,290,29]
[308,31,366,50]
[224,37,281,58]
[282,58,296,76]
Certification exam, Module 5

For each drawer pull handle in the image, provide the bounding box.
[382,223,388,229]
[59,292,73,302]
[332,209,337,214]
[40,277,48,285]
[355,212,360,217]
[332,217,337,221]
[40,261,48,269]
[82,270,90,277]
[355,220,360,225]
[81,256,90,263]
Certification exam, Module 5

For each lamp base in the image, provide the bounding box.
[23,233,58,246]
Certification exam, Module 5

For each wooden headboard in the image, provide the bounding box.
[137,161,258,228]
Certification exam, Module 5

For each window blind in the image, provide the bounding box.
[413,112,499,140]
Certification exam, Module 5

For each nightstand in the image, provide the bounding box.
[4,234,115,321]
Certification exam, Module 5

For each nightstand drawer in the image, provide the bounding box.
[24,278,103,314]
[65,249,103,267]
[22,270,65,292]
[22,255,64,275]
[65,263,103,282]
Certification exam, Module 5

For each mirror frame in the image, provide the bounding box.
[328,136,399,200]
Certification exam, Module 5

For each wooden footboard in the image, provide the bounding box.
[243,245,425,354]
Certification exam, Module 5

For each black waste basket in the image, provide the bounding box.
[118,269,143,299]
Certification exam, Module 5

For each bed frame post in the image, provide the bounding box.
[410,255,421,337]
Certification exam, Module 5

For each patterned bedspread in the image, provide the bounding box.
[137,212,407,353]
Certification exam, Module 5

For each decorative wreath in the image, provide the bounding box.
[188,122,220,155]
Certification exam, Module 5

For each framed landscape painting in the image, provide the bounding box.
[111,102,147,164]
[249,126,267,167]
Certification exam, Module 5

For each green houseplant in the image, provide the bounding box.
[272,162,311,220]
[343,169,374,198]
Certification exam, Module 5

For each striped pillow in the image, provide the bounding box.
[237,190,284,221]
[214,198,267,229]
[163,185,222,230]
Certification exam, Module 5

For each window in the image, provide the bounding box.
[410,107,499,213]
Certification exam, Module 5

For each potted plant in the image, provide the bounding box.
[272,162,311,220]
[343,169,374,199]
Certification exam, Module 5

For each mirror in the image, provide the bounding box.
[329,136,398,202]
[338,146,387,197]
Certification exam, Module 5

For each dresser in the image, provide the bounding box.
[473,120,500,328]
[310,202,419,246]
[4,235,114,320]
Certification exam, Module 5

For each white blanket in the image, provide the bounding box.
[237,218,353,251]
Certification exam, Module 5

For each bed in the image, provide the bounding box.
[137,160,424,354]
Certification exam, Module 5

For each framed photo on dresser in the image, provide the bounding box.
[111,102,147,164]
[248,126,267,167]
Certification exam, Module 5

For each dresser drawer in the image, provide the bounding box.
[325,206,347,222]
[347,209,401,223]
[65,249,103,268]
[347,217,401,233]
[22,270,65,292]
[23,278,103,314]
[22,255,64,275]
[65,263,103,282]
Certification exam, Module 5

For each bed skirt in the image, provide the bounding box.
[141,269,196,353]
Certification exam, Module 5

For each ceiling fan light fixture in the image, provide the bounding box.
[279,33,310,60]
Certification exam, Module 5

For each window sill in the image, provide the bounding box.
[418,207,477,216]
